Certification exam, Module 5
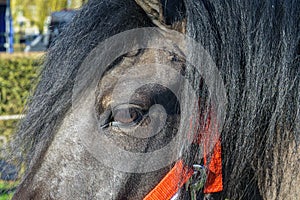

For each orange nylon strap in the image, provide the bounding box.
[203,139,223,193]
[144,142,222,200]
[143,160,193,200]
[201,116,223,194]
[144,113,223,200]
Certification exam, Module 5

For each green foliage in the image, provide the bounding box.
[0,56,41,115]
[0,194,12,200]
[0,194,13,200]
[11,0,87,33]
[0,181,19,200]
[0,55,40,198]
[0,55,41,137]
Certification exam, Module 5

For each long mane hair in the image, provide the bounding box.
[186,0,300,199]
[10,0,299,199]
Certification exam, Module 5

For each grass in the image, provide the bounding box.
[0,193,13,200]
[0,181,18,200]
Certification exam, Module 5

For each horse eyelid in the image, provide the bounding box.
[111,112,147,128]
[100,109,149,129]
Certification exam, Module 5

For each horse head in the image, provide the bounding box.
[10,0,300,199]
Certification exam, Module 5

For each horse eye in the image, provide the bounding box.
[100,105,145,129]
[114,108,141,123]
[112,107,144,128]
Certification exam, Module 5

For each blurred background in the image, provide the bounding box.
[0,0,87,198]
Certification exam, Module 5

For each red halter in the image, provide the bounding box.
[144,115,223,199]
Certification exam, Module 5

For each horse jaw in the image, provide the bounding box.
[13,109,171,200]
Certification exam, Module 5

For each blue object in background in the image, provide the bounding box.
[0,0,13,53]
[0,4,5,52]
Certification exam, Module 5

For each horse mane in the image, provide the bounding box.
[185,0,299,198]
[10,0,299,199]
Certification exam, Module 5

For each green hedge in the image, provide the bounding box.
[0,54,42,199]
[0,54,42,138]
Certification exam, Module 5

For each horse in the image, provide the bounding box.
[8,0,300,199]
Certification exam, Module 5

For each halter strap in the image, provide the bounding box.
[143,160,193,200]
[144,140,223,200]
[203,139,223,193]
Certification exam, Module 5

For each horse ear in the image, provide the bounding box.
[135,0,186,33]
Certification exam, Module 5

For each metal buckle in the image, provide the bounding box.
[170,190,180,200]
[187,164,207,200]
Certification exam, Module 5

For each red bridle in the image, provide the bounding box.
[144,116,223,200]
